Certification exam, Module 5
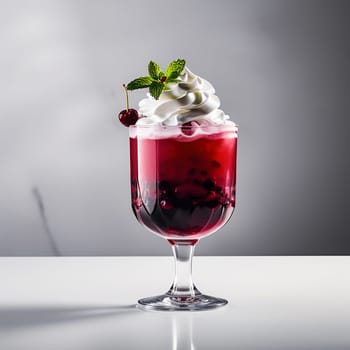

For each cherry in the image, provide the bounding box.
[181,121,198,136]
[118,84,139,127]
[118,108,138,127]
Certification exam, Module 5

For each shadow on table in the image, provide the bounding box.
[0,304,138,331]
[0,305,202,350]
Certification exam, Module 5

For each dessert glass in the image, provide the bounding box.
[130,123,238,310]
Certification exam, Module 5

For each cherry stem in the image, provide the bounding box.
[122,84,129,111]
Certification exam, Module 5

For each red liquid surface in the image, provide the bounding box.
[130,128,237,242]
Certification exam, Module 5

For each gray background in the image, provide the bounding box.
[0,0,349,256]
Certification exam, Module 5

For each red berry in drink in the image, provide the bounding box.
[181,121,199,136]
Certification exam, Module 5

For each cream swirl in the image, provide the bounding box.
[136,67,233,126]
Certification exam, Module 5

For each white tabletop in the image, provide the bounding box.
[0,257,349,349]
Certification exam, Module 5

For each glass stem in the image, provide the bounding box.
[168,243,199,299]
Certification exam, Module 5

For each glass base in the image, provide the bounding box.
[138,293,228,311]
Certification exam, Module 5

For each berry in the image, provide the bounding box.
[118,108,139,127]
[188,168,197,176]
[206,198,220,208]
[181,121,199,136]
[118,84,139,127]
[202,178,216,190]
[211,160,221,168]
[205,191,220,208]
[159,180,171,191]
[160,200,173,210]
[174,183,207,199]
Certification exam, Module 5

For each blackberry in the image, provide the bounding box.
[202,178,216,190]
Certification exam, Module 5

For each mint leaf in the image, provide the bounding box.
[127,76,153,90]
[149,81,164,100]
[165,59,186,80]
[148,61,161,79]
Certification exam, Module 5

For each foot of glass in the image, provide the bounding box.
[138,293,228,311]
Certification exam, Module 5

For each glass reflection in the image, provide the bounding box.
[172,313,196,350]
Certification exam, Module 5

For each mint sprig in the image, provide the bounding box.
[126,59,186,100]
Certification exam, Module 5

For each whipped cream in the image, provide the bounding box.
[136,67,234,126]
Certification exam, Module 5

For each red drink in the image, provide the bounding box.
[130,125,237,242]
